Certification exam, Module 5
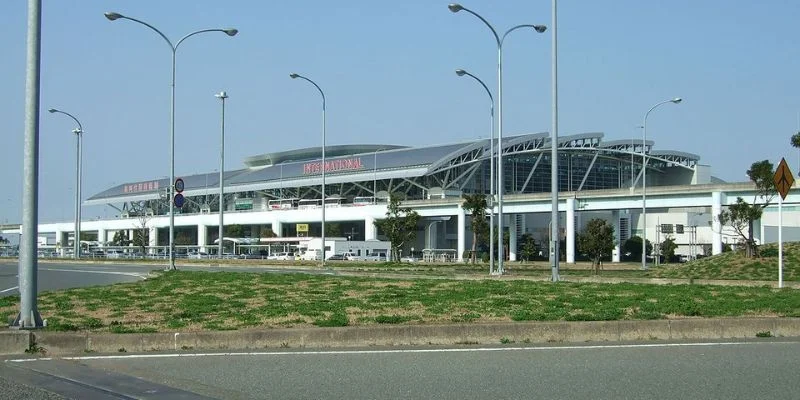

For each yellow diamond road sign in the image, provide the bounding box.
[774,158,794,200]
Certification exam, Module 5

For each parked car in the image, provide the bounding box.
[340,252,361,261]
[400,256,418,263]
[268,252,294,261]
[327,254,346,261]
[363,252,388,262]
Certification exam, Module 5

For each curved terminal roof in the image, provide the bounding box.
[85,132,704,205]
[243,144,407,167]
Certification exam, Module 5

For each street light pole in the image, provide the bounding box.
[105,11,237,270]
[455,68,495,274]
[550,0,560,282]
[290,73,326,267]
[48,109,83,259]
[641,97,682,269]
[448,3,546,274]
[215,91,228,259]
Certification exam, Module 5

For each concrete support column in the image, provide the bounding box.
[197,224,207,253]
[566,197,576,263]
[97,229,106,248]
[753,218,762,245]
[271,220,283,237]
[364,216,376,241]
[612,210,621,263]
[457,207,465,262]
[426,221,438,249]
[148,226,158,254]
[509,214,518,261]
[55,230,64,256]
[712,191,724,255]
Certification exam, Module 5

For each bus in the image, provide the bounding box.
[268,198,298,210]
[298,199,321,209]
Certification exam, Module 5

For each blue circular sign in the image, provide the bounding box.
[173,193,185,208]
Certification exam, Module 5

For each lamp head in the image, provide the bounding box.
[455,69,467,77]
[104,12,123,21]
[534,25,547,33]
[215,91,228,99]
[671,97,682,104]
[223,28,238,37]
[448,3,464,13]
[289,73,300,79]
[47,108,57,113]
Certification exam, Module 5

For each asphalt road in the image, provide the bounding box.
[4,339,799,399]
[0,260,336,297]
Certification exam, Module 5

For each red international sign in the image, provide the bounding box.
[303,157,364,175]
[123,180,160,193]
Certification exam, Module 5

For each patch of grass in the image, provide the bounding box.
[374,314,412,324]
[313,312,349,327]
[500,337,514,344]
[756,331,773,338]
[451,312,481,323]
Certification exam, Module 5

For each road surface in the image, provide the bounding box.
[4,339,799,399]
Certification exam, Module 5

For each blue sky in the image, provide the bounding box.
[1,0,799,224]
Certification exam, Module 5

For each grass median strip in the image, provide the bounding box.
[2,270,799,333]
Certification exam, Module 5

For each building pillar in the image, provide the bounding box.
[271,220,283,237]
[97,229,106,247]
[55,230,64,256]
[566,197,576,263]
[509,214,518,261]
[364,216,376,241]
[426,221,438,249]
[197,224,207,253]
[712,191,724,255]
[612,210,621,263]
[753,218,762,245]
[457,206,465,262]
[148,226,158,254]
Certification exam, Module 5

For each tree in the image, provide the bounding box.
[461,193,489,264]
[325,222,342,238]
[577,218,615,274]
[519,233,538,261]
[225,224,244,238]
[129,201,152,254]
[260,227,277,238]
[718,160,776,258]
[374,194,420,261]
[791,132,800,150]
[660,236,677,263]
[623,236,652,262]
[111,230,131,247]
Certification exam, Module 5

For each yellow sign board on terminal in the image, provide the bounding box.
[296,223,309,233]
[774,158,795,200]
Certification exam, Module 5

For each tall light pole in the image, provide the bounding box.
[550,0,559,282]
[455,68,495,274]
[47,108,83,259]
[290,73,326,266]
[215,91,228,259]
[448,3,546,274]
[641,97,682,269]
[13,0,44,329]
[104,11,237,270]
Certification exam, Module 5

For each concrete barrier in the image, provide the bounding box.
[0,318,797,356]
[0,331,30,355]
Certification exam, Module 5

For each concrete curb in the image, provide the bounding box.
[2,317,798,356]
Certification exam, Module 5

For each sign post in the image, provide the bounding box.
[773,158,794,289]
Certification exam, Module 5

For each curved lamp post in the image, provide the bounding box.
[215,91,228,259]
[290,73,326,266]
[448,3,546,274]
[48,108,83,259]
[641,97,682,269]
[455,68,495,274]
[104,11,237,270]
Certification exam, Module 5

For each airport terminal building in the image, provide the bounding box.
[9,131,794,262]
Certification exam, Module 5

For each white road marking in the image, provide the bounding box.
[40,268,148,279]
[0,286,18,294]
[8,340,793,363]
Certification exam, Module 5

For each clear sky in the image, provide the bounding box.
[1,0,799,225]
